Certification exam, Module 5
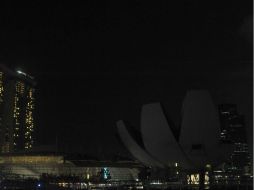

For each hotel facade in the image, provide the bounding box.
[0,64,36,153]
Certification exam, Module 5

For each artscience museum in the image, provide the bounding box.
[117,90,232,171]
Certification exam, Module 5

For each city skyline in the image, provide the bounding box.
[0,1,252,158]
[6,63,252,158]
[0,64,251,160]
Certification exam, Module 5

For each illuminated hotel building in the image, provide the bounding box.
[0,64,36,153]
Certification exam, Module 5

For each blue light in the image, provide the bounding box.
[102,167,110,180]
[37,183,41,187]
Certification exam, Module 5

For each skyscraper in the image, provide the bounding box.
[218,104,252,176]
[0,64,36,153]
[218,104,246,143]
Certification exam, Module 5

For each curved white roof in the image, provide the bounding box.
[179,90,221,167]
[140,103,191,168]
[116,120,164,168]
[117,90,232,170]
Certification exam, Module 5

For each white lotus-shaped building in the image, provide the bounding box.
[117,90,232,170]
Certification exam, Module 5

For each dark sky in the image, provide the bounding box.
[0,1,252,158]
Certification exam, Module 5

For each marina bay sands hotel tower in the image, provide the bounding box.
[0,64,36,153]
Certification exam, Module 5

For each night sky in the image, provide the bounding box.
[0,1,252,158]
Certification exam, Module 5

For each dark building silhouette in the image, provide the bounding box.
[218,104,246,143]
[0,64,36,153]
[218,104,252,176]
